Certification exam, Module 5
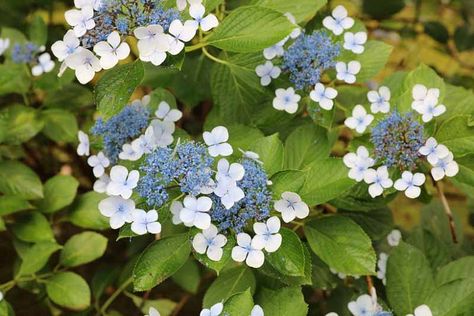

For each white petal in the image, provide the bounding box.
[405,185,421,199]
[200,14,219,31]
[231,246,248,262]
[246,250,265,268]
[192,233,208,254]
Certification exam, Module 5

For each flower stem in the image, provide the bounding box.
[201,47,229,65]
[99,277,133,315]
[185,41,208,52]
[433,179,458,243]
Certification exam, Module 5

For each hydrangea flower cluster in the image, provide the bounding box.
[254,6,367,114]
[52,0,218,84]
[343,84,459,199]
[79,95,310,270]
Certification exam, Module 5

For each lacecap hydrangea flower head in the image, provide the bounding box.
[51,0,218,84]
[78,95,310,269]
[254,6,369,115]
[342,83,458,199]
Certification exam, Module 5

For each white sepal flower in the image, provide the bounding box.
[343,146,375,182]
[345,105,374,133]
[407,305,433,316]
[145,306,161,316]
[119,143,142,161]
[52,30,80,62]
[93,174,110,193]
[31,52,55,76]
[368,86,391,114]
[65,6,95,37]
[176,0,202,11]
[203,126,233,157]
[343,32,367,54]
[192,224,227,261]
[394,171,426,199]
[274,192,309,223]
[255,61,281,86]
[93,31,130,69]
[419,137,449,165]
[155,101,182,122]
[106,165,139,199]
[200,302,223,316]
[65,48,101,84]
[98,196,134,229]
[263,39,285,60]
[216,158,245,183]
[0,38,10,56]
[134,25,171,65]
[231,233,265,268]
[387,229,402,247]
[336,61,361,84]
[284,12,302,39]
[430,151,459,181]
[323,5,354,35]
[77,130,90,156]
[214,179,245,209]
[87,151,110,177]
[239,149,262,164]
[131,209,161,235]
[168,20,197,55]
[348,294,379,316]
[74,0,102,10]
[150,120,175,147]
[179,196,212,229]
[170,201,184,225]
[376,252,388,285]
[418,99,446,123]
[189,4,219,31]
[363,166,393,198]
[273,87,301,114]
[309,83,338,110]
[411,84,440,113]
[253,216,282,253]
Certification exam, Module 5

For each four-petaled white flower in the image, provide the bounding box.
[134,25,171,65]
[263,39,285,60]
[387,229,401,247]
[65,48,102,84]
[93,31,130,69]
[231,233,265,268]
[65,6,95,37]
[150,120,175,147]
[119,143,142,161]
[214,178,245,209]
[0,38,10,56]
[343,32,367,54]
[273,87,301,114]
[418,137,449,165]
[176,0,202,11]
[430,151,459,181]
[52,30,80,61]
[131,209,161,235]
[363,166,393,198]
[344,105,374,133]
[87,151,110,177]
[93,174,110,193]
[255,61,281,86]
[170,201,184,225]
[77,130,90,156]
[155,101,182,122]
[32,53,55,76]
[98,196,134,229]
[376,252,388,285]
[394,171,426,199]
[253,216,282,253]
[309,83,338,110]
[407,305,433,316]
[168,20,197,55]
[323,5,354,35]
[203,126,233,157]
[411,84,440,115]
[200,302,223,316]
[216,158,245,183]
[367,86,391,114]
[336,61,361,84]
[189,4,219,31]
[179,196,212,229]
[106,165,139,199]
[192,224,227,261]
[250,305,264,316]
[274,191,309,223]
[343,146,375,182]
[418,98,446,123]
[347,294,379,316]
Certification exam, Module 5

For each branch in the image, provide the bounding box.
[433,179,458,243]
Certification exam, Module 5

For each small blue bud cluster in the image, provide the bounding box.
[210,159,272,233]
[91,104,150,163]
[82,0,180,48]
[282,30,340,90]
[371,111,424,170]
[11,42,40,64]
[137,141,214,207]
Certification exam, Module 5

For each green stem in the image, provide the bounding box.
[99,277,133,315]
[185,41,208,52]
[202,47,229,65]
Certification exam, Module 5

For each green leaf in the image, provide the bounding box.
[304,216,376,275]
[28,15,47,45]
[340,207,394,241]
[299,158,354,206]
[222,289,254,316]
[270,170,306,198]
[406,228,451,270]
[0,104,44,144]
[11,212,54,243]
[68,192,110,230]
[355,41,393,83]
[386,242,435,315]
[256,286,308,316]
[426,278,474,316]
[44,83,94,109]
[17,241,62,276]
[95,60,144,118]
[250,133,284,176]
[41,109,78,142]
[60,232,108,267]
[362,0,405,19]
[171,259,201,294]
[127,293,177,316]
[46,272,91,311]
[226,124,264,151]
[424,21,449,44]
[435,256,474,286]
[194,235,235,274]
[266,228,305,276]
[203,266,256,308]
[251,0,326,23]
[284,124,332,169]
[133,234,191,291]
[435,115,474,158]
[0,195,33,216]
[0,64,30,96]
[0,160,43,200]
[39,175,79,213]
[207,6,293,52]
